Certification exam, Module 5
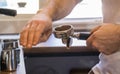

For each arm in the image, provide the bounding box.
[102,0,120,23]
[37,0,82,21]
[20,0,81,48]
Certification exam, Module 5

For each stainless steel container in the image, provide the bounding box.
[1,49,17,71]
[0,39,20,72]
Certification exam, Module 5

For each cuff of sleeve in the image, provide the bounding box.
[99,51,120,62]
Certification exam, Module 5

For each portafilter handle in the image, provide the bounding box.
[0,8,17,16]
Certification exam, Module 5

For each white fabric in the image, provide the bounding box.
[92,51,120,74]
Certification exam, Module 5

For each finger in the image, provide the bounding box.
[33,24,45,45]
[92,41,98,49]
[20,30,28,46]
[27,23,38,48]
[20,25,30,47]
[87,25,101,47]
[93,43,106,54]
[92,38,108,54]
[86,33,96,47]
[91,25,101,34]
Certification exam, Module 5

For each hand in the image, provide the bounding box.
[87,23,120,55]
[20,13,52,48]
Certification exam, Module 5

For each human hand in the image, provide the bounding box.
[20,13,52,48]
[87,23,120,55]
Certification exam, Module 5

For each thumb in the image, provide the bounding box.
[90,25,101,34]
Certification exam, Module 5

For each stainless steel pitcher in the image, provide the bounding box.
[0,39,20,72]
[1,49,17,71]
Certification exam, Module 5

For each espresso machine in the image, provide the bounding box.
[0,8,21,72]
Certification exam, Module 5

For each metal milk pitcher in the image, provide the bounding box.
[0,39,20,72]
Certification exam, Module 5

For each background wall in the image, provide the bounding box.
[0,0,48,34]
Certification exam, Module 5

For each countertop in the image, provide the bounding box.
[24,34,98,54]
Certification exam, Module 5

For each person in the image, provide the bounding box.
[20,0,120,74]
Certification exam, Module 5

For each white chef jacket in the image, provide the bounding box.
[90,0,120,74]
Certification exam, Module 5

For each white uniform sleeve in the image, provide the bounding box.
[92,51,120,74]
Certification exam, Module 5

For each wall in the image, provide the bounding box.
[0,14,32,34]
[0,20,27,34]
[0,0,44,34]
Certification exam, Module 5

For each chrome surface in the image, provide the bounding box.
[0,34,20,72]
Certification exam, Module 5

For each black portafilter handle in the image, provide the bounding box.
[76,32,91,40]
[0,8,17,16]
